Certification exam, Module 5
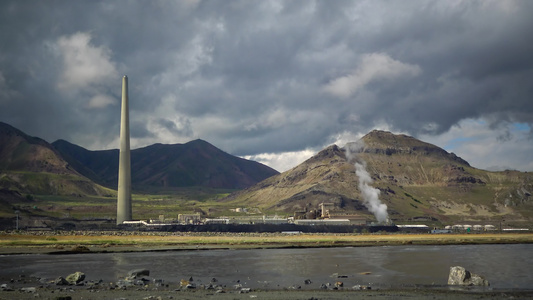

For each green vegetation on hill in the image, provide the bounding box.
[0,171,113,196]
[5,187,240,229]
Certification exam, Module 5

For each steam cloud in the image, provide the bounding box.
[345,141,389,223]
[354,162,389,223]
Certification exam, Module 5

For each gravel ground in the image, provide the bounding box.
[1,274,532,300]
[3,286,533,300]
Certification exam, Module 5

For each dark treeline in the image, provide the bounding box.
[118,223,399,233]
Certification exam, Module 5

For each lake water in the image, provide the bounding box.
[1,244,532,290]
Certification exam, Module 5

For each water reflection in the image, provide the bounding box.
[1,244,531,289]
[381,246,456,284]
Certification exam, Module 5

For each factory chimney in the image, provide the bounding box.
[117,75,132,224]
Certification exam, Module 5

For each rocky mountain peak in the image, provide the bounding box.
[345,130,470,166]
[303,144,345,165]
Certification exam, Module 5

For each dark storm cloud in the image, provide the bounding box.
[0,0,532,171]
[156,117,193,137]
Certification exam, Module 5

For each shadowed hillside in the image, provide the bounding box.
[53,139,279,190]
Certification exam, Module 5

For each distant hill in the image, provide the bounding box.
[52,138,279,190]
[0,122,279,228]
[0,122,111,198]
[222,130,533,224]
[0,122,278,197]
[51,139,118,186]
[0,122,74,175]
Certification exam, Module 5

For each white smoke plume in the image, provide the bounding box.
[345,141,389,223]
[355,162,389,223]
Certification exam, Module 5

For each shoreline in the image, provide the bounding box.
[0,231,532,255]
[2,277,533,300]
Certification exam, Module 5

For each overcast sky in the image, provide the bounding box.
[1,0,532,172]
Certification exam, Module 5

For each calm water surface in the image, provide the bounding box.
[1,244,531,289]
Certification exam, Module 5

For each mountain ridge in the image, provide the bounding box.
[1,122,531,225]
[0,121,279,198]
[348,130,470,166]
[52,138,279,190]
[222,130,533,223]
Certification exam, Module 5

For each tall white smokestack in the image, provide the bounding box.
[117,75,132,224]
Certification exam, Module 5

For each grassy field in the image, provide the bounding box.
[9,187,242,222]
[0,232,532,254]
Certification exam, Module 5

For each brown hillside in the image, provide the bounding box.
[0,122,76,175]
[222,130,533,225]
[0,122,111,197]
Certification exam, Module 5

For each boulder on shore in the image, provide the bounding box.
[54,277,69,286]
[65,272,85,285]
[448,266,489,286]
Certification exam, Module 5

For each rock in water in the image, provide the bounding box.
[66,272,85,285]
[127,269,150,278]
[448,266,489,286]
[448,266,467,285]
